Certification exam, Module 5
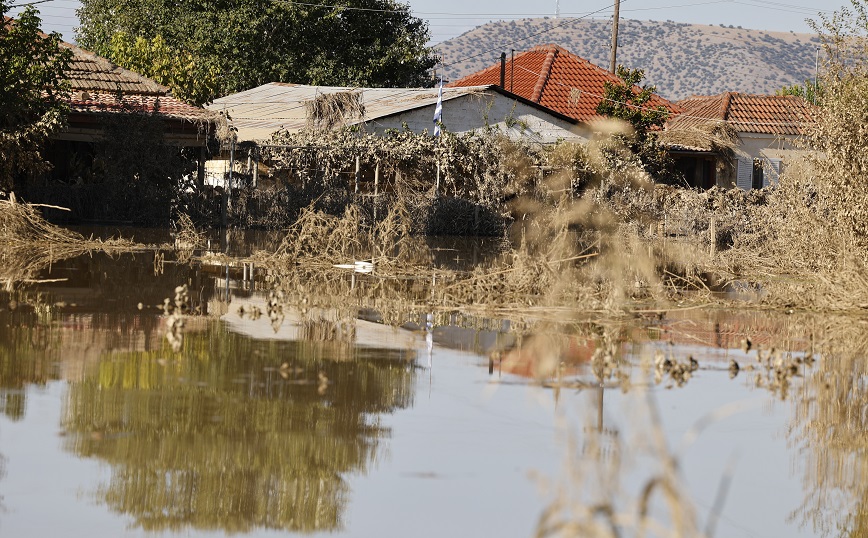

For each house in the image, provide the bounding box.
[207,82,588,144]
[662,92,817,190]
[447,44,680,124]
[47,41,220,183]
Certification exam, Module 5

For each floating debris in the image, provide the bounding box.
[729,359,740,379]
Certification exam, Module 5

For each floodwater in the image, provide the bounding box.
[0,235,862,537]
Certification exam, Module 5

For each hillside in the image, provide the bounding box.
[435,18,822,101]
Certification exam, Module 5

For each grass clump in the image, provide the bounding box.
[0,193,140,288]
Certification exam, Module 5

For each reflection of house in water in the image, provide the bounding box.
[222,294,424,353]
[652,308,811,359]
[0,252,420,534]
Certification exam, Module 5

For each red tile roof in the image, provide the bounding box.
[670,92,816,135]
[5,15,216,129]
[448,44,680,123]
[62,42,168,96]
[68,92,212,120]
[59,42,214,121]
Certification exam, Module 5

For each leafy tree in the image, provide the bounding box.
[595,66,674,180]
[75,0,438,105]
[0,0,72,189]
[778,79,820,104]
[107,32,222,107]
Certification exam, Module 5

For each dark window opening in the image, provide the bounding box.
[752,159,764,189]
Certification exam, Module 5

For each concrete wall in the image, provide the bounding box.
[725,132,809,190]
[365,91,589,144]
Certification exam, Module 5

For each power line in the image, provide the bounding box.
[438,2,621,69]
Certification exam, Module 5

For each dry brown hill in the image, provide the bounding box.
[435,18,821,101]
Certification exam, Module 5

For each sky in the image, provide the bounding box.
[5,0,853,44]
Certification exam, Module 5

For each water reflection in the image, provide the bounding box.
[3,244,868,536]
[790,320,868,537]
[0,300,61,420]
[60,328,416,533]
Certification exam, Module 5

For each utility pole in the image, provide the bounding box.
[814,46,820,105]
[609,0,620,74]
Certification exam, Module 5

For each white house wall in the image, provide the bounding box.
[364,93,589,144]
[738,133,800,160]
[732,132,809,189]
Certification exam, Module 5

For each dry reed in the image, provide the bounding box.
[0,194,142,289]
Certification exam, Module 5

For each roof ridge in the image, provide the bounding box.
[720,92,735,121]
[530,47,557,102]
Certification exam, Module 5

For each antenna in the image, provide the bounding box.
[556,0,560,18]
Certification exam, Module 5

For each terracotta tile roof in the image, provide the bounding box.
[448,44,680,123]
[68,92,212,121]
[61,42,168,96]
[58,42,215,121]
[670,92,816,135]
[5,16,214,123]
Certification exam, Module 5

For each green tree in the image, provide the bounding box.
[778,79,820,104]
[0,0,72,188]
[107,32,222,106]
[595,66,674,180]
[75,0,437,105]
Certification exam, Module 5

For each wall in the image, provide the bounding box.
[365,92,589,144]
[734,132,805,190]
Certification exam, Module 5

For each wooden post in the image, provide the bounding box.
[223,139,235,227]
[709,216,717,256]
[355,156,360,194]
[196,146,205,189]
[229,138,235,191]
[374,162,380,222]
[252,147,259,188]
[610,0,621,74]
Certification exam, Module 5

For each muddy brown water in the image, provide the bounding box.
[0,234,859,537]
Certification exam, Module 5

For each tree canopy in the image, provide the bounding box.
[1,0,72,187]
[596,66,669,140]
[75,0,438,105]
[595,66,673,180]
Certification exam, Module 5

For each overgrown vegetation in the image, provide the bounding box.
[23,110,200,225]
[0,0,72,188]
[596,66,676,181]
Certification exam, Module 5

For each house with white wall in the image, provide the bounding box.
[664,92,817,190]
[208,82,589,144]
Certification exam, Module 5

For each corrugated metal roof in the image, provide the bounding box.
[448,44,680,123]
[208,83,499,141]
[669,92,816,135]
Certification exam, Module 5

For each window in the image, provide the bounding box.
[752,159,764,189]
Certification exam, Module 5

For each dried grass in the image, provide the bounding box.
[305,91,365,131]
[0,194,141,289]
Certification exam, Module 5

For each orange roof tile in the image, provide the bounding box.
[6,15,217,127]
[59,42,215,121]
[670,92,816,135]
[448,44,680,123]
[68,91,212,121]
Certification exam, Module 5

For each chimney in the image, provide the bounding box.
[500,52,506,89]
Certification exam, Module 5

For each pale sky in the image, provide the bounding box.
[7,0,851,44]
